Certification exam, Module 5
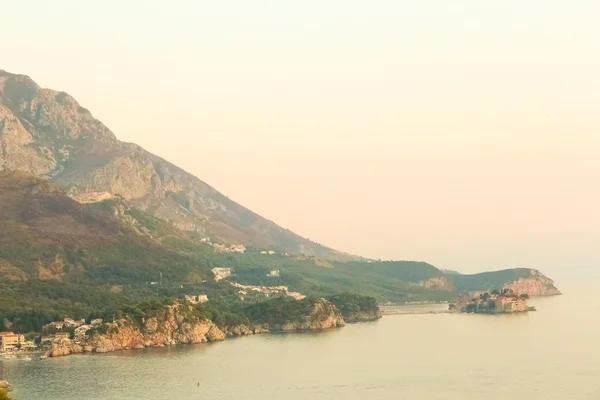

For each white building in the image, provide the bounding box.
[185,294,209,304]
[75,325,92,341]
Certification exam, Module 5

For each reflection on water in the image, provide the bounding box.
[2,282,600,400]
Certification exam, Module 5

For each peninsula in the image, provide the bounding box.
[43,295,380,358]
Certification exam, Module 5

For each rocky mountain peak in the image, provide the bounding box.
[0,69,356,260]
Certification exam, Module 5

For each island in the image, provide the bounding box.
[449,289,536,314]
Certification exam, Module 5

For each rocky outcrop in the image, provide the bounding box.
[45,299,350,358]
[87,304,226,353]
[45,341,84,358]
[269,298,345,332]
[343,309,383,323]
[502,270,561,296]
[0,380,12,393]
[0,69,357,261]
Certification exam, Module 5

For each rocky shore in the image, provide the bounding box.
[44,298,365,358]
[343,309,383,323]
[0,380,11,393]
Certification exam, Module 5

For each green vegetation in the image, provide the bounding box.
[245,297,319,325]
[0,172,552,334]
[327,292,379,319]
[0,391,13,400]
[446,269,533,292]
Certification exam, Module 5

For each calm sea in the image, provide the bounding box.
[2,282,599,400]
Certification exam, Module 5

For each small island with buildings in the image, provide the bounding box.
[450,289,536,314]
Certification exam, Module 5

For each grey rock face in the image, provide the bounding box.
[0,69,355,260]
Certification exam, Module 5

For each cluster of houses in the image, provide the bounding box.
[40,317,104,346]
[200,237,246,254]
[231,282,305,300]
[0,332,36,352]
[212,243,246,254]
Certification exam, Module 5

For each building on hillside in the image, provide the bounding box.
[75,325,92,341]
[185,294,209,304]
[41,335,60,346]
[230,244,246,253]
[54,332,71,340]
[64,318,85,328]
[47,321,64,330]
[20,341,37,351]
[268,250,276,255]
[0,332,25,352]
[267,270,280,277]
[91,318,103,326]
[45,318,85,331]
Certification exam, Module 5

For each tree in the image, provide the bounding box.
[0,391,13,400]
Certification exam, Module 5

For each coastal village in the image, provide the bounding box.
[1,317,104,357]
[0,265,302,358]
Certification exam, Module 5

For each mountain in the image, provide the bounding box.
[0,69,354,261]
[0,170,216,284]
[0,69,562,334]
[0,171,560,334]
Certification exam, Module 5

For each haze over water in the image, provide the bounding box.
[3,282,598,400]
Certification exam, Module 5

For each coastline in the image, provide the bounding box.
[42,299,380,359]
[41,319,373,360]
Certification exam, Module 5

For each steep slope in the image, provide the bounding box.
[0,170,211,284]
[0,69,354,261]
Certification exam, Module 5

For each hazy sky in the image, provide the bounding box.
[2,1,599,279]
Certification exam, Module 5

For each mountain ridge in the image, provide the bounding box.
[0,69,356,261]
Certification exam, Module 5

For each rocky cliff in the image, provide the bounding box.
[343,309,383,323]
[414,276,454,291]
[0,69,355,261]
[0,380,11,393]
[45,298,346,358]
[45,303,227,357]
[268,298,345,331]
[502,269,561,296]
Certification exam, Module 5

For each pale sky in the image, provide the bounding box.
[2,1,599,279]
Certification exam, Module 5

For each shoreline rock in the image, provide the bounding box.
[0,380,12,393]
[344,310,383,323]
[45,299,366,359]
